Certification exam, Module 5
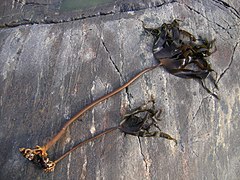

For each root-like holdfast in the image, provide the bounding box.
[20,102,176,172]
[19,146,56,172]
[143,19,219,99]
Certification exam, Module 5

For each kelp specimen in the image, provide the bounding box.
[143,20,219,99]
[19,65,160,171]
[19,19,219,172]
[21,103,176,172]
[119,103,176,143]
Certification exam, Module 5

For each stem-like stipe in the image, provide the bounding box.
[43,65,159,152]
[19,64,160,172]
[54,127,118,165]
[52,104,178,170]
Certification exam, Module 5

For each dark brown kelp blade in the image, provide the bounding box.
[119,106,177,144]
[143,20,219,99]
[167,69,210,79]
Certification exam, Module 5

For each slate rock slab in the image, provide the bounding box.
[0,0,239,179]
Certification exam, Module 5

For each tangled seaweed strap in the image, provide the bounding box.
[119,105,177,144]
[143,19,219,99]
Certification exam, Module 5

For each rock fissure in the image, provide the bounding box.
[101,38,133,107]
[191,96,209,122]
[181,96,207,139]
[25,2,51,6]
[0,1,177,29]
[101,39,124,81]
[137,137,150,179]
[183,3,234,39]
[211,0,240,19]
[125,87,133,108]
[217,42,239,83]
[0,11,115,29]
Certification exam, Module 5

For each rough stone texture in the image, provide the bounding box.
[0,0,170,28]
[0,0,239,180]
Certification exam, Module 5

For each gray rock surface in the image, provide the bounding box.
[0,0,239,179]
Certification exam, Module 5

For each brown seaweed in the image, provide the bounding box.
[20,102,176,172]
[19,65,159,171]
[20,19,218,173]
[119,104,177,143]
[143,20,219,99]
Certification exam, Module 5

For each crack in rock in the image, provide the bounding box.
[0,11,116,29]
[217,42,239,83]
[180,95,210,146]
[125,86,134,108]
[101,39,124,81]
[183,3,234,39]
[138,137,150,179]
[191,96,209,122]
[20,1,51,6]
[211,0,240,19]
[0,0,176,28]
[101,38,132,106]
